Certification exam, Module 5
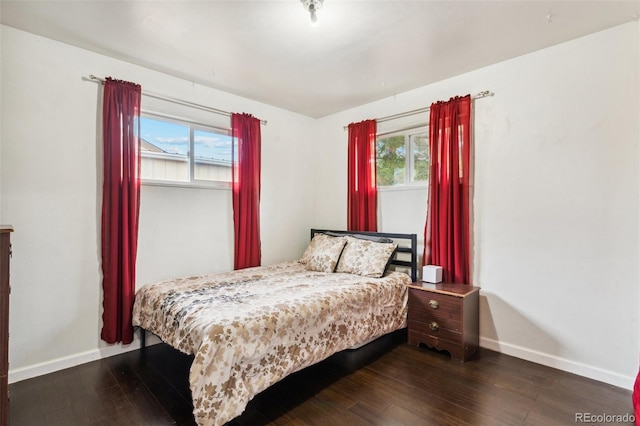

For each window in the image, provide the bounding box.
[140,114,234,186]
[376,128,429,187]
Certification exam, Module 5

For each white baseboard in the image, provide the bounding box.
[8,334,161,384]
[480,337,635,391]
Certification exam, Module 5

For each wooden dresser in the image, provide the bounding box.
[0,226,12,426]
[407,281,479,362]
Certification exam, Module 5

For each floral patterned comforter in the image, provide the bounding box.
[131,261,409,426]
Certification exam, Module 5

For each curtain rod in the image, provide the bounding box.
[86,75,268,125]
[343,90,493,130]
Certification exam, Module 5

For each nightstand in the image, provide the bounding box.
[407,282,480,362]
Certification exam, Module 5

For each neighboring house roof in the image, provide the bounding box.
[141,138,166,153]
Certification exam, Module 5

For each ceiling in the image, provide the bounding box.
[1,1,638,118]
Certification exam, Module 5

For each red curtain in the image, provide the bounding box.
[347,119,378,232]
[423,95,471,284]
[101,78,142,344]
[232,113,262,270]
[633,367,640,426]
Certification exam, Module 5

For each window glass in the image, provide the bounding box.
[140,114,232,186]
[193,129,234,182]
[376,135,406,186]
[411,133,429,183]
[140,117,189,182]
[376,129,428,187]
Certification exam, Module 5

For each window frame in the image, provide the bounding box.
[139,110,233,190]
[376,125,429,191]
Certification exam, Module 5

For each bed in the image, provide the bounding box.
[132,229,417,426]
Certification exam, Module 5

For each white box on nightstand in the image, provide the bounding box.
[422,265,443,283]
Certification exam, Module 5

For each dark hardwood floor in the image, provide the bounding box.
[8,333,634,425]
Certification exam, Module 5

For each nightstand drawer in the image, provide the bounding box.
[408,309,462,333]
[408,290,462,324]
[407,319,462,343]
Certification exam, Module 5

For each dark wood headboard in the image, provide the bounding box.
[311,229,418,282]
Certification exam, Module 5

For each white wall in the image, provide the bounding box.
[0,25,316,382]
[316,22,640,389]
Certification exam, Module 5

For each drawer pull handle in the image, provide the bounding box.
[429,321,439,332]
[428,299,439,309]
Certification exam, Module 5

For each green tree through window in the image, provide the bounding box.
[412,133,429,182]
[376,130,428,186]
[376,135,406,186]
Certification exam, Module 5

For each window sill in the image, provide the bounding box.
[141,179,231,190]
[378,185,428,193]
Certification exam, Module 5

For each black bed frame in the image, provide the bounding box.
[310,229,418,282]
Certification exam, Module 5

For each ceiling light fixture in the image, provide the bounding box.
[301,0,323,26]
